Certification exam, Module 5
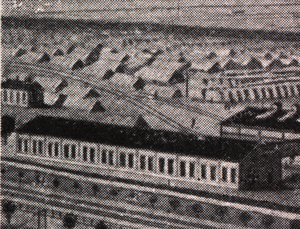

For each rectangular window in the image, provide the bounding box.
[9,91,14,103]
[159,158,165,173]
[3,89,8,102]
[17,138,22,151]
[32,140,37,155]
[210,166,216,181]
[71,144,76,159]
[24,139,28,153]
[109,151,114,165]
[120,152,126,167]
[64,144,69,158]
[180,161,186,177]
[201,165,206,179]
[231,168,236,183]
[48,143,53,157]
[168,159,174,175]
[90,148,95,163]
[128,153,134,168]
[38,141,43,155]
[101,150,107,164]
[222,167,227,182]
[140,155,146,170]
[83,146,88,162]
[189,162,195,178]
[16,91,20,104]
[22,92,27,103]
[54,143,59,157]
[148,156,153,171]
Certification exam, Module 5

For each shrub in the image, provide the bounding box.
[191,203,203,216]
[149,195,158,207]
[290,219,300,229]
[215,206,228,221]
[169,198,180,211]
[262,215,274,228]
[239,211,252,226]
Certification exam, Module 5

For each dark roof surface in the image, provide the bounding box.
[17,116,257,162]
[221,106,300,132]
[2,79,44,92]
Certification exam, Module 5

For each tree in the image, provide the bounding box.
[290,219,300,229]
[2,201,17,224]
[92,184,99,196]
[1,116,15,145]
[73,181,80,193]
[262,215,274,228]
[95,220,108,229]
[239,211,252,226]
[215,206,228,221]
[18,171,24,183]
[169,198,180,212]
[53,178,60,188]
[191,203,203,216]
[63,213,77,229]
[149,195,157,208]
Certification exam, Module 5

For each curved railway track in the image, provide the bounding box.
[6,60,225,138]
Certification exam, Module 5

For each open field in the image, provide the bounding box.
[2,0,300,33]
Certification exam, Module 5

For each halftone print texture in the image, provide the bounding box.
[1,0,300,228]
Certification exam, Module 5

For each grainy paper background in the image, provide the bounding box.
[1,1,300,228]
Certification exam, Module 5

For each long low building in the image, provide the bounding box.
[220,103,300,141]
[12,115,283,190]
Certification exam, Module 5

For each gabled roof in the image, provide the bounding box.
[221,106,300,133]
[34,77,68,93]
[17,51,51,64]
[17,115,257,162]
[2,79,44,92]
[8,72,31,81]
[109,73,137,88]
[63,96,105,113]
[60,83,91,98]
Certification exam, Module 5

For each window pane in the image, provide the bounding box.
[38,141,43,155]
[168,159,174,175]
[180,161,186,177]
[10,91,14,103]
[90,148,95,163]
[16,91,20,103]
[210,166,216,181]
[148,157,153,171]
[222,167,227,182]
[159,158,165,173]
[17,138,22,151]
[120,152,126,167]
[231,168,236,183]
[54,143,59,157]
[48,143,53,157]
[71,145,76,159]
[24,139,28,152]
[140,155,146,170]
[22,92,26,103]
[109,151,114,165]
[64,145,69,158]
[102,150,107,164]
[33,140,37,155]
[83,146,88,161]
[201,165,206,179]
[128,153,134,168]
[189,162,195,178]
[3,90,7,102]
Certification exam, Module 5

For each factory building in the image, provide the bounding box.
[12,116,283,190]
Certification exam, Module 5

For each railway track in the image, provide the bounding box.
[6,60,221,137]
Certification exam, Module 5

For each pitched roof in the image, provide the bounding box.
[221,105,300,133]
[2,79,44,92]
[17,115,257,162]
[34,77,68,93]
